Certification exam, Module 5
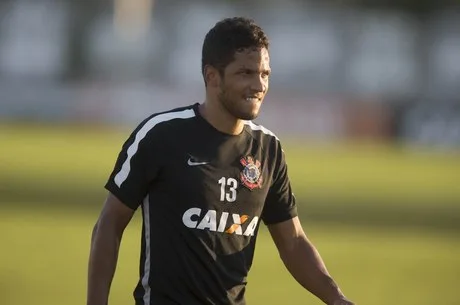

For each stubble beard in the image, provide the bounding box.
[218,86,259,121]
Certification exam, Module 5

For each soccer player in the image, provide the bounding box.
[87,17,354,305]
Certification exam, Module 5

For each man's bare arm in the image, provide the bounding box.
[87,193,136,305]
[268,217,354,305]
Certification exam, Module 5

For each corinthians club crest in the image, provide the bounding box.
[240,156,263,190]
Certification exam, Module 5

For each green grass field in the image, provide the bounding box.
[2,124,460,204]
[1,208,459,305]
[1,124,460,305]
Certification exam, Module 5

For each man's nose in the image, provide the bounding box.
[250,75,267,93]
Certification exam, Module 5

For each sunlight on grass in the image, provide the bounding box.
[2,124,460,205]
[1,208,459,305]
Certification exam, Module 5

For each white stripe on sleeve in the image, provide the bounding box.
[114,109,195,187]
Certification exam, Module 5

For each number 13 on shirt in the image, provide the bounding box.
[218,177,238,202]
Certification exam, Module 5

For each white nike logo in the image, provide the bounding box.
[187,158,209,166]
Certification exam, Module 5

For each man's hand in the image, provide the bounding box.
[268,217,354,305]
[332,297,355,305]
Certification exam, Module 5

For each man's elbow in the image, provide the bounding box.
[277,234,302,259]
[90,221,99,244]
[91,218,124,245]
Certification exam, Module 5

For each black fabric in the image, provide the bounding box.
[104,103,297,305]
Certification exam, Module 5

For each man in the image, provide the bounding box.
[87,17,354,305]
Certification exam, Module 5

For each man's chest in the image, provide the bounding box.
[157,134,273,218]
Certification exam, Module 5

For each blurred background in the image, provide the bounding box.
[0,0,459,305]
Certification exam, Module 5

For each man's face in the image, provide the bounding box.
[217,47,271,121]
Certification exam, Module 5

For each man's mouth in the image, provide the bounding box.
[244,96,261,102]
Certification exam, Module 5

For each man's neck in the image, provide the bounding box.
[199,101,245,136]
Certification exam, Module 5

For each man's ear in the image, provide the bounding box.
[204,65,221,88]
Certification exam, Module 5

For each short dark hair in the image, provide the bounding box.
[201,17,269,81]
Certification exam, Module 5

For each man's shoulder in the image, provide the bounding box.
[143,103,198,125]
[122,103,197,145]
[244,121,280,143]
[134,103,198,133]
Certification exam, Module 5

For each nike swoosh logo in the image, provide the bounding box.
[187,158,209,166]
